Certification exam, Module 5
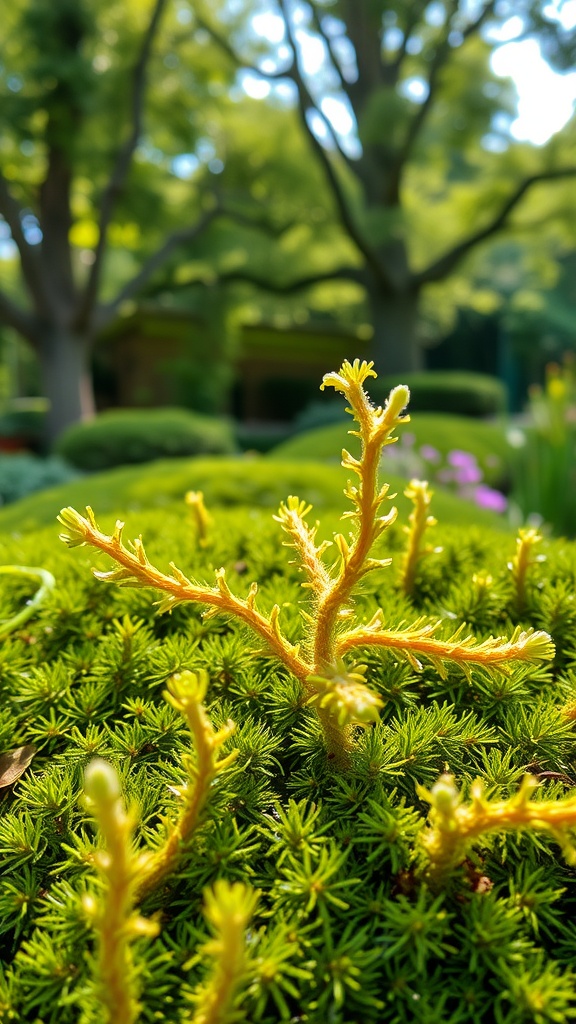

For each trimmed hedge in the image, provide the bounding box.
[54,407,236,471]
[371,371,507,418]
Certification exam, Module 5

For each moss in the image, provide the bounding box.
[1,364,576,1024]
[0,455,510,536]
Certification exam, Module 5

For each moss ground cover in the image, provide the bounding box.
[0,455,508,536]
[1,364,576,1023]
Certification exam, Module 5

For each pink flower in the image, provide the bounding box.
[420,444,441,463]
[448,449,478,469]
[472,485,508,513]
[454,465,483,485]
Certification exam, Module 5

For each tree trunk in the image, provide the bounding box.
[368,286,423,375]
[38,327,96,446]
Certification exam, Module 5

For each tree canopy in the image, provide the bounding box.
[1,0,576,438]
[192,0,576,371]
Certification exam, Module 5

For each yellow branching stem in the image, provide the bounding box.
[400,479,437,596]
[57,506,308,683]
[419,773,576,883]
[313,362,408,668]
[188,881,258,1024]
[337,617,555,677]
[83,759,158,1024]
[59,360,555,769]
[186,490,212,548]
[274,496,332,597]
[137,671,238,899]
[508,527,543,614]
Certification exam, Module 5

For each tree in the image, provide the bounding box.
[196,0,576,373]
[0,0,285,441]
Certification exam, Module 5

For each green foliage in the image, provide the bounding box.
[508,360,576,537]
[54,408,236,472]
[0,404,47,444]
[0,454,79,506]
[372,372,508,418]
[0,537,568,1015]
[2,366,576,1022]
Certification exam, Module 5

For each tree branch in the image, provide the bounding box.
[198,5,356,170]
[308,3,354,101]
[396,2,497,172]
[278,0,358,169]
[382,3,426,85]
[210,265,365,293]
[0,173,51,317]
[194,12,286,80]
[75,0,168,331]
[276,0,387,289]
[414,168,576,287]
[96,207,221,328]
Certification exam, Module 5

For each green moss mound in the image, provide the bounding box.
[0,488,576,1022]
[0,455,509,535]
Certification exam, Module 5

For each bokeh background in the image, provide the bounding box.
[1,0,576,533]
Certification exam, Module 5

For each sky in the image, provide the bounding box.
[488,2,576,145]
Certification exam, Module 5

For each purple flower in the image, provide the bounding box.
[472,485,508,513]
[448,449,478,469]
[420,444,441,463]
[453,464,483,485]
[401,432,416,448]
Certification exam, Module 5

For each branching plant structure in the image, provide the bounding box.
[3,362,576,1023]
[58,361,554,766]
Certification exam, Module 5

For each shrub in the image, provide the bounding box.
[271,411,511,491]
[234,422,292,454]
[1,361,576,1024]
[371,370,508,418]
[54,407,236,471]
[289,398,346,434]
[0,453,79,506]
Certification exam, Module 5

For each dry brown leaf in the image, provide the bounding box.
[0,744,36,788]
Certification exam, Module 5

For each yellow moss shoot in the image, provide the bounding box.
[306,659,383,764]
[59,361,555,769]
[186,490,212,548]
[400,479,437,596]
[188,881,258,1024]
[137,670,238,899]
[83,759,158,1024]
[419,773,576,882]
[508,527,543,614]
[315,361,409,668]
